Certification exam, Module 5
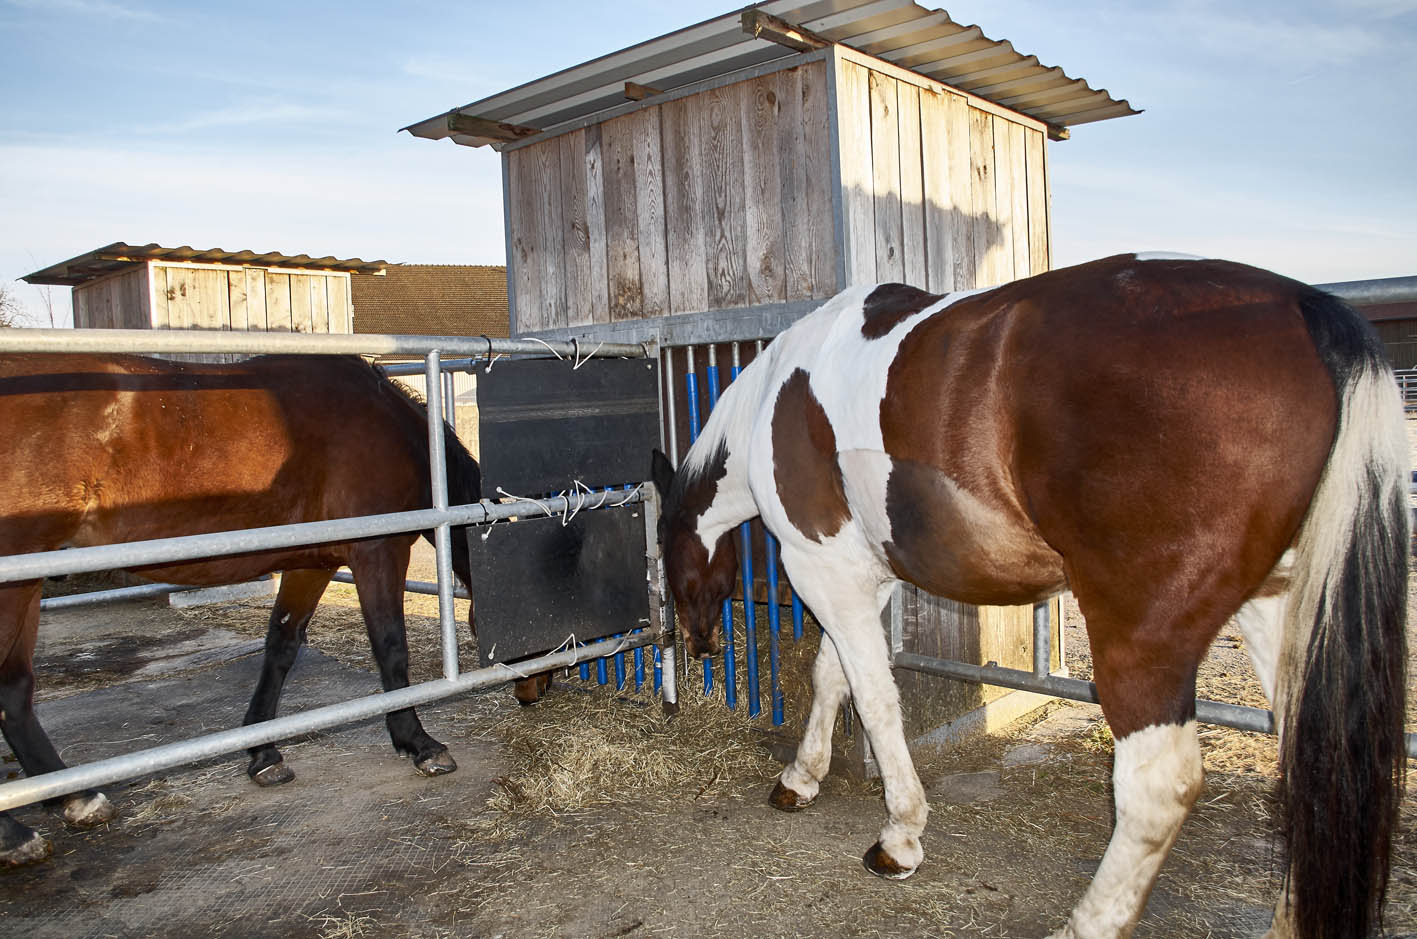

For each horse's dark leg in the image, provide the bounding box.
[0,809,50,868]
[240,568,332,786]
[0,581,115,867]
[1047,598,1216,939]
[350,539,456,777]
[771,633,848,812]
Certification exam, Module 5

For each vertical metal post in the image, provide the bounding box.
[644,477,678,714]
[765,534,784,725]
[1033,600,1051,678]
[705,344,737,709]
[684,346,712,695]
[424,351,459,680]
[791,594,805,641]
[731,343,759,717]
[754,338,785,724]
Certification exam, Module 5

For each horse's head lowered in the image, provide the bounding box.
[651,448,737,659]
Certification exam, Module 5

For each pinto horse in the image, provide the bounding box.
[0,353,484,868]
[652,254,1409,939]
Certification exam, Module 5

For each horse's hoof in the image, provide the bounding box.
[62,792,116,827]
[251,762,295,787]
[769,780,816,812]
[415,748,457,777]
[0,831,52,868]
[862,841,917,880]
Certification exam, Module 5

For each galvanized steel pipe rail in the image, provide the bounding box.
[0,328,664,815]
[0,327,648,359]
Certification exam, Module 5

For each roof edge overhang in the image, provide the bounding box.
[23,243,389,288]
[403,0,1138,149]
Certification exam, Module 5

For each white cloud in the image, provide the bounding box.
[4,0,160,21]
[135,104,343,135]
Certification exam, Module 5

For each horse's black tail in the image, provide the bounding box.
[1280,289,1409,937]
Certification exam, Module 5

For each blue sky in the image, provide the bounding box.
[2,0,1413,326]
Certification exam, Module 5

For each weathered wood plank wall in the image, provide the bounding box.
[507,60,835,334]
[75,264,353,364]
[833,54,1049,296]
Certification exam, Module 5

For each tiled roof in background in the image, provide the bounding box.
[352,264,509,337]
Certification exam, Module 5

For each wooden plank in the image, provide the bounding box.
[1008,120,1030,279]
[507,150,542,332]
[289,274,313,333]
[836,59,875,286]
[1025,128,1049,277]
[742,73,785,305]
[946,93,975,289]
[969,107,999,287]
[533,138,567,329]
[632,106,669,318]
[583,124,610,325]
[266,271,292,331]
[245,268,268,331]
[164,266,192,330]
[310,274,330,334]
[446,112,539,143]
[897,81,926,287]
[778,65,810,301]
[328,274,350,334]
[919,87,953,293]
[559,130,594,328]
[741,9,829,52]
[869,69,904,284]
[801,61,835,296]
[701,81,747,309]
[601,113,643,321]
[228,270,250,332]
[991,115,1016,285]
[662,95,709,314]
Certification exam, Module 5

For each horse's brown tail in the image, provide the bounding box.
[1279,289,1409,937]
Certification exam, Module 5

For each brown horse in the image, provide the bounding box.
[0,353,483,867]
[653,254,1409,938]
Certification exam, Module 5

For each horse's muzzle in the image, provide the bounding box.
[682,625,722,659]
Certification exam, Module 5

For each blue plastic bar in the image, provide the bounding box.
[684,347,713,696]
[792,594,805,641]
[653,645,662,693]
[579,661,591,681]
[613,633,627,689]
[765,531,785,725]
[705,351,737,710]
[633,628,645,690]
[738,520,760,717]
[730,351,759,717]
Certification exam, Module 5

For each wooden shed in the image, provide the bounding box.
[23,242,384,337]
[405,1,1139,754]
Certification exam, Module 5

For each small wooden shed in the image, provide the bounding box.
[23,242,384,336]
[405,1,1139,753]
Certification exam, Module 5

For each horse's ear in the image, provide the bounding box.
[651,448,675,499]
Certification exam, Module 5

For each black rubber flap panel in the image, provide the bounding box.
[468,507,650,667]
[477,357,659,495]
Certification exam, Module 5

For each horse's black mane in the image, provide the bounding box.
[368,359,482,505]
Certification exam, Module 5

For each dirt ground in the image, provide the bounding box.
[3,545,1417,938]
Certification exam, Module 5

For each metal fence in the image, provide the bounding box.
[0,328,675,813]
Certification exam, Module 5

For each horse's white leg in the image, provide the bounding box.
[780,548,928,879]
[772,633,848,811]
[1050,720,1204,939]
[1233,592,1285,706]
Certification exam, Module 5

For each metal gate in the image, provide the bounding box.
[0,327,677,815]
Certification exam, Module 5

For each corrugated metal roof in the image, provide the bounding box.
[403,0,1137,149]
[22,243,388,287]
